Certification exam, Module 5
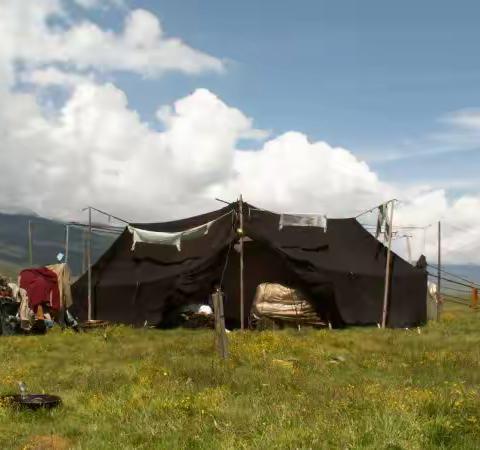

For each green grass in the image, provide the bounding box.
[1,305,480,449]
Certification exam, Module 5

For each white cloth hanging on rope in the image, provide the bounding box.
[279,213,327,231]
[375,202,392,240]
[128,210,234,252]
[128,221,213,251]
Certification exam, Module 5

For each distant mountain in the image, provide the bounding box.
[0,212,119,278]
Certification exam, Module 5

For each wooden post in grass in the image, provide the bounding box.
[471,288,478,309]
[239,195,245,330]
[212,289,228,359]
[381,200,395,328]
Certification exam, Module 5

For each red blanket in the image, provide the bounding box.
[19,268,60,311]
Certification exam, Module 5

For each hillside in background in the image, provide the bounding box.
[0,212,119,278]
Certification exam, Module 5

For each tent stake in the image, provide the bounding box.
[381,200,395,328]
[239,195,245,330]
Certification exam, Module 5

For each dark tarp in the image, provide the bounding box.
[72,202,427,328]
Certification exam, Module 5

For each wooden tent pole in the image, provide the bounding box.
[239,195,245,330]
[28,220,33,266]
[381,200,395,328]
[87,207,92,321]
[437,221,441,320]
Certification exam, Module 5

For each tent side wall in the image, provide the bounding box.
[243,206,427,327]
[71,205,236,325]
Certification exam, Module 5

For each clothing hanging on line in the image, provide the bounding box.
[128,210,234,252]
[375,202,391,239]
[279,213,327,231]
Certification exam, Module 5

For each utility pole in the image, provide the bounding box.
[64,224,70,264]
[239,195,245,330]
[28,220,33,266]
[381,200,395,328]
[82,229,86,274]
[406,235,412,265]
[87,207,92,321]
[437,221,441,320]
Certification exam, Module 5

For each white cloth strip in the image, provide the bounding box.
[128,210,234,251]
[279,213,327,231]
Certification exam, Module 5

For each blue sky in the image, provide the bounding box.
[71,0,480,192]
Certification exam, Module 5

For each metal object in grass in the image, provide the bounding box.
[1,383,61,410]
[18,381,27,400]
[1,394,61,410]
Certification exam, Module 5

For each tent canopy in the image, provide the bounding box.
[72,202,427,328]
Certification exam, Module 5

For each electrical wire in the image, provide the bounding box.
[443,296,471,307]
[427,264,480,289]
[441,285,472,295]
[427,272,478,290]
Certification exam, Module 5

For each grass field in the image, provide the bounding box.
[0,304,479,449]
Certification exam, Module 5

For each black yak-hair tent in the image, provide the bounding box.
[71,202,427,328]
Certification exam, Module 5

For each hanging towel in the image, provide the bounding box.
[129,220,214,251]
[375,203,386,238]
[376,202,393,239]
[279,214,327,231]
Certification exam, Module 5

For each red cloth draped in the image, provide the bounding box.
[19,268,60,311]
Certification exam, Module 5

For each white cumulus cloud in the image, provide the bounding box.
[0,0,478,266]
[0,0,224,87]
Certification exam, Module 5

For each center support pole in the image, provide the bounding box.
[239,195,245,330]
[381,200,395,328]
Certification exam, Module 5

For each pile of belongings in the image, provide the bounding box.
[0,276,18,335]
[250,282,326,330]
[0,276,47,335]
[178,304,214,329]
[0,264,79,336]
[159,304,215,329]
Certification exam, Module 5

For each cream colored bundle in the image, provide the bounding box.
[252,283,324,325]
